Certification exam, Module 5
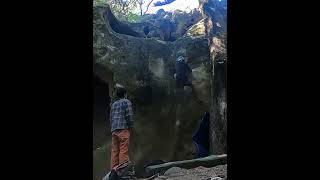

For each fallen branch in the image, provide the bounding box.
[145,154,227,175]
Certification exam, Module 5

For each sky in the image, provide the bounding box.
[134,0,200,14]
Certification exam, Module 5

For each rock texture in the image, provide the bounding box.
[93,0,227,178]
[93,4,212,178]
[201,0,227,155]
[128,9,202,41]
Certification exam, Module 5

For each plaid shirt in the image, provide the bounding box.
[110,98,133,132]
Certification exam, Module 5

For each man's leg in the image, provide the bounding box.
[118,129,130,164]
[111,132,120,169]
[176,77,184,89]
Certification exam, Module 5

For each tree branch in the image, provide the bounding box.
[143,0,155,15]
[137,0,144,16]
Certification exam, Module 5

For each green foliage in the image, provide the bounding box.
[93,0,107,6]
[93,0,141,22]
[126,12,140,22]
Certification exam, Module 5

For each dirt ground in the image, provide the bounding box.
[139,164,227,180]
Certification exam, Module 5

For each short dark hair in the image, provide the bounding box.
[116,87,127,98]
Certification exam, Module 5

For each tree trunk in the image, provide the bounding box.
[201,0,227,155]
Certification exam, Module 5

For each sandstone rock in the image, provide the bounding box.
[184,19,206,38]
[94,5,212,177]
[129,9,202,41]
[93,1,227,178]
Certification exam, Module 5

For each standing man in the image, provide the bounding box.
[109,86,133,169]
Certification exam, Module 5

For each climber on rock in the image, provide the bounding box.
[174,55,204,105]
[174,55,192,90]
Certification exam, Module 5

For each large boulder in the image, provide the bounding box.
[93,5,213,178]
[128,9,203,41]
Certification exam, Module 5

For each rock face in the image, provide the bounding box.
[93,5,213,179]
[128,9,202,41]
[93,0,227,178]
[201,0,227,154]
